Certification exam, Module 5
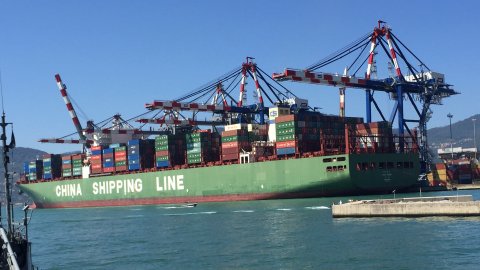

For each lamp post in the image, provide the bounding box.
[447,113,453,162]
[473,118,477,159]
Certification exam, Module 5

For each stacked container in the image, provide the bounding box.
[28,160,43,181]
[62,155,73,178]
[275,114,321,155]
[23,162,29,180]
[72,154,84,177]
[128,139,155,171]
[102,148,115,173]
[355,121,393,151]
[114,145,128,172]
[155,134,186,168]
[221,129,251,161]
[42,154,62,180]
[90,145,103,174]
[186,131,216,164]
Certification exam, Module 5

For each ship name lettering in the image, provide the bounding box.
[92,178,143,195]
[55,183,83,197]
[156,175,184,191]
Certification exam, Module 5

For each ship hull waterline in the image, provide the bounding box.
[18,153,420,209]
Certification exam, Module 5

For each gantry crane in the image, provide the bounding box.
[39,74,166,149]
[273,21,458,172]
[137,57,301,129]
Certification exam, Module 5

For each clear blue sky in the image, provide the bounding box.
[0,0,478,153]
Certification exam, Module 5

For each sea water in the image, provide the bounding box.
[26,190,480,269]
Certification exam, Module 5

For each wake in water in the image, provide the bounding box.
[276,208,292,211]
[163,211,217,216]
[233,210,255,213]
[305,206,330,210]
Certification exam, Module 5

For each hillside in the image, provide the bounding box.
[428,114,480,152]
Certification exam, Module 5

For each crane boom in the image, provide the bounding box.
[272,68,456,95]
[55,74,87,142]
[39,138,94,144]
[146,100,231,112]
[137,118,225,126]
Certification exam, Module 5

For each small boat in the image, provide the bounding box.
[183,203,198,208]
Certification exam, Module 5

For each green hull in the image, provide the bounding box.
[18,153,420,208]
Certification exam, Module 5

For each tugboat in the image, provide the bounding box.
[0,111,35,269]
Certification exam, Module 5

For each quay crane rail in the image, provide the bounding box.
[273,21,458,172]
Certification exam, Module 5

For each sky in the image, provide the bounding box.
[0,0,478,154]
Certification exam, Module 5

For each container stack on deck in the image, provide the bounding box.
[186,131,218,164]
[62,155,72,177]
[42,154,61,180]
[128,139,154,171]
[72,154,84,177]
[103,148,115,173]
[275,114,321,156]
[90,146,103,174]
[155,134,186,168]
[355,121,393,152]
[28,160,43,181]
[221,128,251,162]
[114,145,128,172]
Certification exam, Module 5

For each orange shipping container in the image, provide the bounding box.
[276,140,297,149]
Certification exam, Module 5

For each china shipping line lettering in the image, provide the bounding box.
[54,175,185,197]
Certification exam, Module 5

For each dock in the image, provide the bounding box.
[332,195,480,218]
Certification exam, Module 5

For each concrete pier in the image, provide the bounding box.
[332,195,480,218]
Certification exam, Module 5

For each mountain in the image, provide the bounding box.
[428,114,480,152]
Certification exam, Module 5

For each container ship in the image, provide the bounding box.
[18,22,457,208]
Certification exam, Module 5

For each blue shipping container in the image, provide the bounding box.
[44,173,52,180]
[156,160,170,168]
[91,150,102,155]
[128,164,140,171]
[103,162,114,168]
[103,148,114,154]
[23,162,29,174]
[277,147,296,155]
[128,153,140,160]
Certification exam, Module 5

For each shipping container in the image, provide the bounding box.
[28,160,43,181]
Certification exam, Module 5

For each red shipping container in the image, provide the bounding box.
[115,156,127,162]
[91,164,102,169]
[72,154,84,160]
[222,129,247,137]
[156,150,169,157]
[62,164,72,169]
[222,147,240,155]
[62,155,72,161]
[115,151,127,158]
[275,114,296,123]
[91,145,102,151]
[276,140,297,149]
[91,169,103,174]
[222,141,238,149]
[103,167,115,173]
[103,153,114,158]
[222,153,239,161]
[116,165,128,172]
[90,155,102,161]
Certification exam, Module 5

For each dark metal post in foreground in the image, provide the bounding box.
[0,112,13,234]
